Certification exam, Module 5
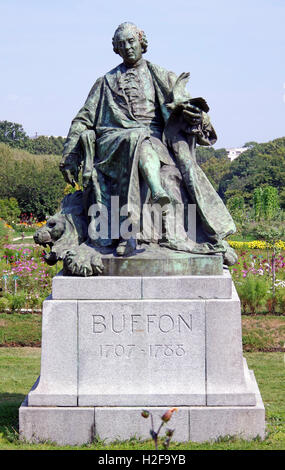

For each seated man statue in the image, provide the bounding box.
[57,22,237,274]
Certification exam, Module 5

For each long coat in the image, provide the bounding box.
[62,60,235,245]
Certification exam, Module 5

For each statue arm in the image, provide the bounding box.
[196,112,217,146]
[165,70,217,147]
[60,77,103,185]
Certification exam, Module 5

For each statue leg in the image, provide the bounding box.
[138,140,170,207]
[80,129,96,189]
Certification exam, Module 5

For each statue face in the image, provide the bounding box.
[116,26,142,65]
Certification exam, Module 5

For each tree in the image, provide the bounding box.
[0,121,66,155]
[0,120,28,148]
[280,188,285,209]
[253,188,263,221]
[262,186,279,219]
[200,156,231,191]
[196,146,215,165]
[226,195,246,226]
[0,197,21,224]
[28,135,65,155]
[243,141,258,149]
[219,137,285,202]
[213,148,228,159]
[196,146,228,165]
[0,143,66,220]
[253,186,280,221]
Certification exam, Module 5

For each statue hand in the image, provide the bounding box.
[59,158,79,187]
[182,103,202,126]
[61,168,77,187]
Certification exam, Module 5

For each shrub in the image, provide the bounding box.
[266,296,278,315]
[0,197,20,224]
[236,275,270,314]
[0,219,12,249]
[0,244,60,311]
[0,297,9,311]
[275,290,285,315]
[6,291,27,311]
[28,295,43,311]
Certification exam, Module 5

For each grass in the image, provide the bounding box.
[227,234,257,242]
[0,313,41,346]
[0,348,284,450]
[11,238,34,244]
[242,315,285,351]
[13,229,35,235]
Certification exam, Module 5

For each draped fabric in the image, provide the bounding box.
[62,60,235,246]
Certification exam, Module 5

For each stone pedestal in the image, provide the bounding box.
[19,267,265,445]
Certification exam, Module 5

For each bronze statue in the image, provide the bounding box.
[35,22,237,276]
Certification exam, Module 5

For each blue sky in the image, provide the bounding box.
[0,0,284,148]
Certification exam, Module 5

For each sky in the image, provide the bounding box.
[0,0,284,148]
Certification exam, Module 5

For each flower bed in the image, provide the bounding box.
[228,240,285,250]
[0,241,284,315]
[0,244,61,312]
[229,249,285,315]
[12,221,46,233]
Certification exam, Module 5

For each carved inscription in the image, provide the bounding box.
[92,313,192,334]
[98,343,186,358]
[91,312,192,359]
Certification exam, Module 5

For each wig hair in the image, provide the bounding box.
[112,22,148,54]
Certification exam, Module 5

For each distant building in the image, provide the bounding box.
[226,147,248,162]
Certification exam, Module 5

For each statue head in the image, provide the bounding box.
[112,22,148,65]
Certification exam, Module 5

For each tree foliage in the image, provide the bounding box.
[0,143,65,220]
[195,147,230,190]
[0,121,65,155]
[200,155,231,190]
[0,197,21,224]
[0,121,28,149]
[226,195,245,225]
[28,135,65,155]
[1,120,285,222]
[196,146,227,165]
[219,137,285,203]
[253,186,280,221]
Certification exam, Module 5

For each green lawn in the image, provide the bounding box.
[0,314,42,346]
[242,315,285,351]
[0,348,284,450]
[10,238,34,245]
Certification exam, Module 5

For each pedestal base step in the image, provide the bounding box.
[19,372,265,446]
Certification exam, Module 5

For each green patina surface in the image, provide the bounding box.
[102,251,223,276]
[33,22,237,276]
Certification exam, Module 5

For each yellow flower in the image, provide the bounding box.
[228,239,285,250]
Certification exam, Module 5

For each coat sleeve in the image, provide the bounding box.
[61,77,103,167]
